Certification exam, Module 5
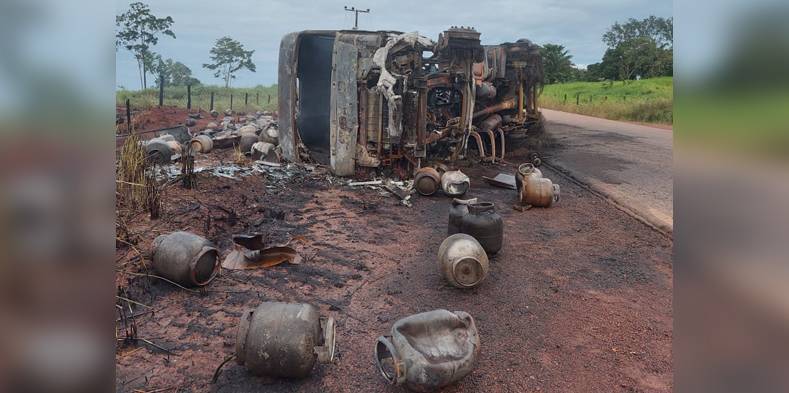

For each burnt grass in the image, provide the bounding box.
[116,146,673,392]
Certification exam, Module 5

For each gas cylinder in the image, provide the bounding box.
[235,302,336,378]
[460,202,503,254]
[414,167,441,196]
[375,309,480,392]
[151,231,219,287]
[438,234,489,288]
[520,177,560,208]
[514,162,542,195]
[447,198,478,235]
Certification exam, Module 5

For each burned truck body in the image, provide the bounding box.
[278,27,543,176]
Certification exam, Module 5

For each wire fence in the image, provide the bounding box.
[116,83,278,114]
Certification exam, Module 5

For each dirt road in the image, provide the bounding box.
[540,109,673,234]
[116,146,673,392]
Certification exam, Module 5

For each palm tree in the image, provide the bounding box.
[540,44,574,84]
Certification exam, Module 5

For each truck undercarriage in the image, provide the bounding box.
[278,27,543,177]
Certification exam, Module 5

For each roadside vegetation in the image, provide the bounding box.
[539,16,673,125]
[116,85,278,112]
[540,77,673,124]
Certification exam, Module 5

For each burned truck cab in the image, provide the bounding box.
[278,27,543,177]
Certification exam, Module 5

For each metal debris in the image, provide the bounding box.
[483,173,517,190]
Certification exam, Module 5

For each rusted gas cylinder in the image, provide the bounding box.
[520,177,560,208]
[414,167,441,196]
[460,202,503,254]
[514,162,542,195]
[438,234,489,288]
[375,309,480,392]
[151,231,219,287]
[235,302,336,378]
[189,135,213,153]
[447,198,478,235]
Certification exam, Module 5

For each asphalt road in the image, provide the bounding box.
[541,109,673,233]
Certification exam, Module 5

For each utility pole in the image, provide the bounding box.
[344,6,370,30]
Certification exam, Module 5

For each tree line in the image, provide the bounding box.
[540,16,673,84]
[115,2,256,89]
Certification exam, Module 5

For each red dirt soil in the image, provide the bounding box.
[116,137,672,392]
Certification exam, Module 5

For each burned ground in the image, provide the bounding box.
[116,143,672,392]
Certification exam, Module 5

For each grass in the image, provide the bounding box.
[116,85,278,113]
[540,77,673,125]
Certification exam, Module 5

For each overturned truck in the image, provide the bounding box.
[278,27,543,177]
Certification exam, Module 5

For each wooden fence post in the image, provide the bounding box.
[187,84,192,110]
[158,75,165,107]
[576,93,580,105]
[210,92,215,111]
[230,94,234,110]
[564,94,567,103]
[256,92,259,105]
[126,98,131,133]
[268,94,271,104]
[245,92,249,106]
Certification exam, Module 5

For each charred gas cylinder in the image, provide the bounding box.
[447,198,478,235]
[514,163,542,195]
[145,135,182,164]
[258,126,279,145]
[239,133,258,154]
[189,135,213,153]
[375,309,480,392]
[235,302,336,378]
[460,202,503,254]
[520,177,560,208]
[414,167,441,196]
[151,231,219,287]
[438,234,489,288]
[441,170,470,197]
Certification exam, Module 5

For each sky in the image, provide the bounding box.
[115,0,672,89]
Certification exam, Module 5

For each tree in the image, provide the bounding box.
[203,37,256,88]
[166,60,200,86]
[116,2,175,89]
[540,44,575,84]
[600,16,673,82]
[143,51,165,87]
[603,16,673,49]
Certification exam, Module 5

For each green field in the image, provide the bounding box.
[540,77,673,124]
[116,85,278,112]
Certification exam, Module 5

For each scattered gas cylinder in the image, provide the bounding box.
[235,302,336,378]
[520,177,560,208]
[514,162,542,195]
[447,198,478,235]
[189,135,213,153]
[238,133,258,154]
[460,202,503,254]
[375,309,480,392]
[258,126,279,145]
[145,135,182,164]
[438,234,489,288]
[441,170,470,197]
[151,231,219,287]
[414,167,441,196]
